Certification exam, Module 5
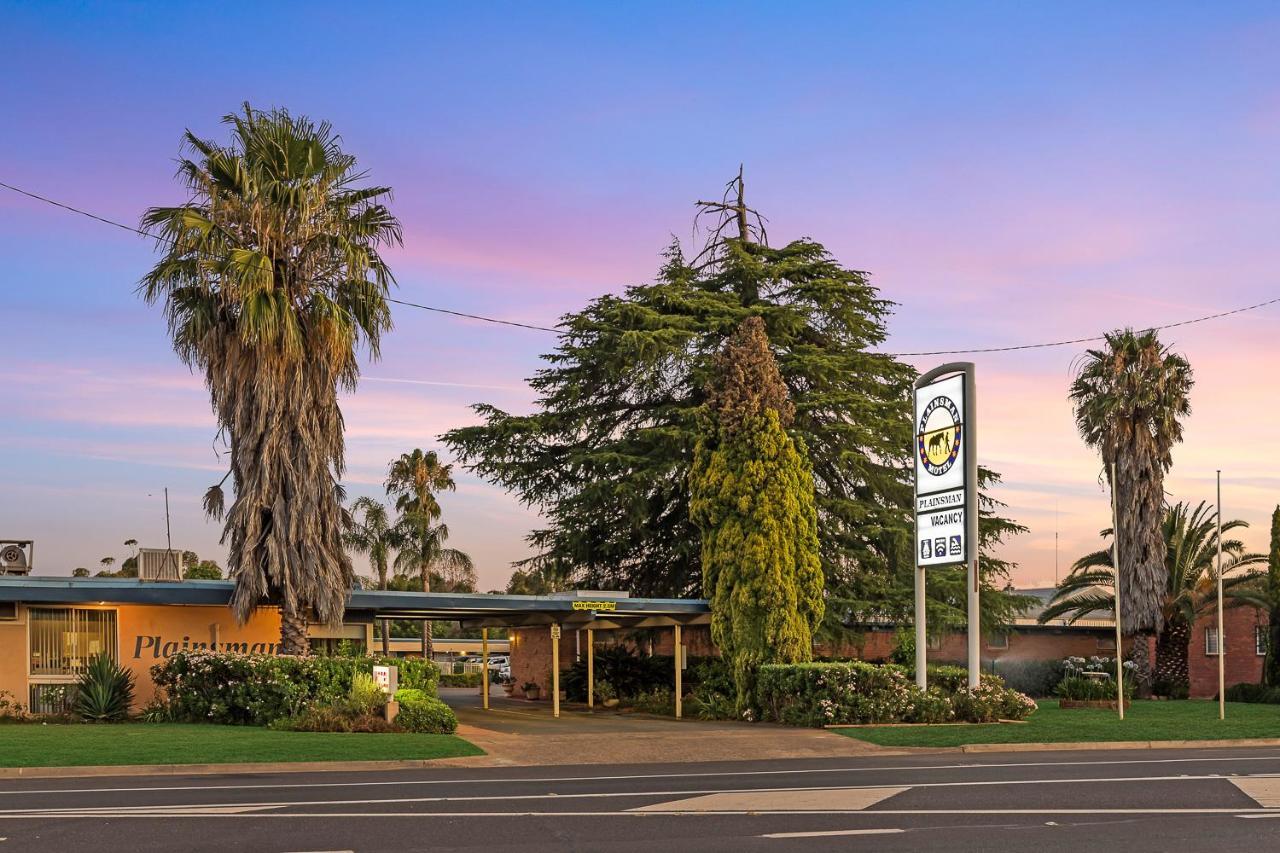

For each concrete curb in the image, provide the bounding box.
[959,738,1280,753]
[0,757,494,780]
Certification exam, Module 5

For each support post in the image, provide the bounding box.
[964,366,980,689]
[1217,470,1225,721]
[481,628,489,711]
[1111,460,1125,720]
[587,628,595,710]
[552,623,560,719]
[915,565,927,689]
[674,624,683,720]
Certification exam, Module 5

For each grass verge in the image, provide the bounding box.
[0,722,483,767]
[836,699,1280,748]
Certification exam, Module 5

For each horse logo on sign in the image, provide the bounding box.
[917,395,962,477]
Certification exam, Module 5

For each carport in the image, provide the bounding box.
[346,589,712,719]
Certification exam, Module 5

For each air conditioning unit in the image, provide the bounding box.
[138,548,183,582]
[0,541,32,576]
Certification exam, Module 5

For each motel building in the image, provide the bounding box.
[0,572,711,715]
[0,568,1269,714]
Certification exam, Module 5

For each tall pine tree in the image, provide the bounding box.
[690,316,823,713]
[444,172,1029,635]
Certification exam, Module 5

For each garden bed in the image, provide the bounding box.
[1060,699,1130,711]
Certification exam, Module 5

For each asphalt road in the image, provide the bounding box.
[2,747,1280,851]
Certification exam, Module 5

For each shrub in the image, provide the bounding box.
[755,661,1036,727]
[395,689,458,734]
[0,690,27,722]
[560,646,674,701]
[1224,683,1280,704]
[991,659,1065,698]
[282,706,399,733]
[688,658,736,720]
[631,689,675,715]
[74,653,135,722]
[151,651,438,726]
[1055,675,1133,701]
[346,672,387,716]
[439,673,482,688]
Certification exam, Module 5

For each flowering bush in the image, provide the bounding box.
[1055,656,1133,701]
[151,651,439,726]
[756,662,1037,727]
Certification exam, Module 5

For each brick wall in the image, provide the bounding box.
[508,625,714,697]
[1189,605,1268,698]
[819,626,1120,668]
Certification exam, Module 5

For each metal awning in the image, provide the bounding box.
[0,577,710,628]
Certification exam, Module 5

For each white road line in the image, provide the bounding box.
[1237,813,1280,819]
[1,808,1279,820]
[5,753,1280,797]
[0,771,1264,816]
[762,828,904,838]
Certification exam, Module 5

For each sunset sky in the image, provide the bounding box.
[2,2,1278,591]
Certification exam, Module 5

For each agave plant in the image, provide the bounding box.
[73,654,135,722]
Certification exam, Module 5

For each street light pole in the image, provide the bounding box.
[1111,461,1124,721]
[1217,470,1225,721]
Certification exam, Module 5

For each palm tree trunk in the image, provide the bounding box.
[1154,616,1190,696]
[1129,631,1154,697]
[421,561,433,659]
[380,619,390,656]
[279,601,310,656]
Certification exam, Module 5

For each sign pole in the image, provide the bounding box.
[481,628,490,711]
[913,452,927,689]
[551,623,560,719]
[964,366,979,690]
[1110,460,1124,720]
[1217,470,1225,721]
[674,623,683,720]
[587,628,595,711]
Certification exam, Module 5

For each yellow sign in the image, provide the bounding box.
[551,624,561,639]
[570,601,617,611]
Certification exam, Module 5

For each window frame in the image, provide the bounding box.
[26,606,119,681]
[1205,626,1223,656]
[1258,625,1269,657]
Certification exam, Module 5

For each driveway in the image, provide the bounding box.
[437,687,886,766]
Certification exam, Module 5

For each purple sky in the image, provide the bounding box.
[2,2,1279,590]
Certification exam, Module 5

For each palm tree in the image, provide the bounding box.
[140,104,401,654]
[344,497,396,655]
[124,539,138,559]
[98,557,116,577]
[1040,502,1264,695]
[1069,328,1193,691]
[386,450,457,656]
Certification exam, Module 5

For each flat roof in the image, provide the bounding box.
[0,577,710,629]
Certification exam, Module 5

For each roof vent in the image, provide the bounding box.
[138,548,183,582]
[0,541,32,576]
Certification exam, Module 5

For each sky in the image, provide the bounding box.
[1,1,1279,592]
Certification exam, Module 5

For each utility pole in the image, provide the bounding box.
[1217,471,1225,721]
[1110,461,1125,721]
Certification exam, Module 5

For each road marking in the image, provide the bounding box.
[6,754,1280,798]
[3,808,1280,820]
[1230,777,1280,808]
[762,828,904,838]
[1237,813,1280,819]
[0,771,1265,817]
[636,786,907,813]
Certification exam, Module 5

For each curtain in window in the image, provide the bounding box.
[28,608,117,676]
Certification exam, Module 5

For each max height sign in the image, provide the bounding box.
[913,362,980,689]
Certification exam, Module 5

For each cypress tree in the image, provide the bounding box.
[444,172,1030,635]
[690,317,823,714]
[1266,506,1280,687]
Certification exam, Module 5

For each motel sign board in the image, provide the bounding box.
[913,363,980,690]
[914,372,967,567]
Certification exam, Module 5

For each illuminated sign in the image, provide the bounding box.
[570,601,618,611]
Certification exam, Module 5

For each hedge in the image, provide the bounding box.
[395,688,458,733]
[151,651,439,726]
[756,661,1036,727]
[1224,683,1280,704]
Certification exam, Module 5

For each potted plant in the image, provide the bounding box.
[522,681,541,701]
[501,677,516,696]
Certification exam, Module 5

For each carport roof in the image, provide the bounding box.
[0,577,711,628]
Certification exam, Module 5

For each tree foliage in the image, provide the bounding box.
[444,175,1028,633]
[1040,501,1264,694]
[690,317,823,712]
[140,103,401,653]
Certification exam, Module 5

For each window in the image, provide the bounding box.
[1205,627,1223,656]
[987,633,1009,649]
[0,601,16,621]
[28,607,117,676]
[1259,626,1270,657]
[926,634,943,651]
[1096,636,1117,651]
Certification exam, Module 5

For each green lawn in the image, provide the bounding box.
[836,699,1280,748]
[0,723,483,767]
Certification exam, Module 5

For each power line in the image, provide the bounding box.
[0,179,560,333]
[881,294,1280,357]
[2,178,1276,353]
